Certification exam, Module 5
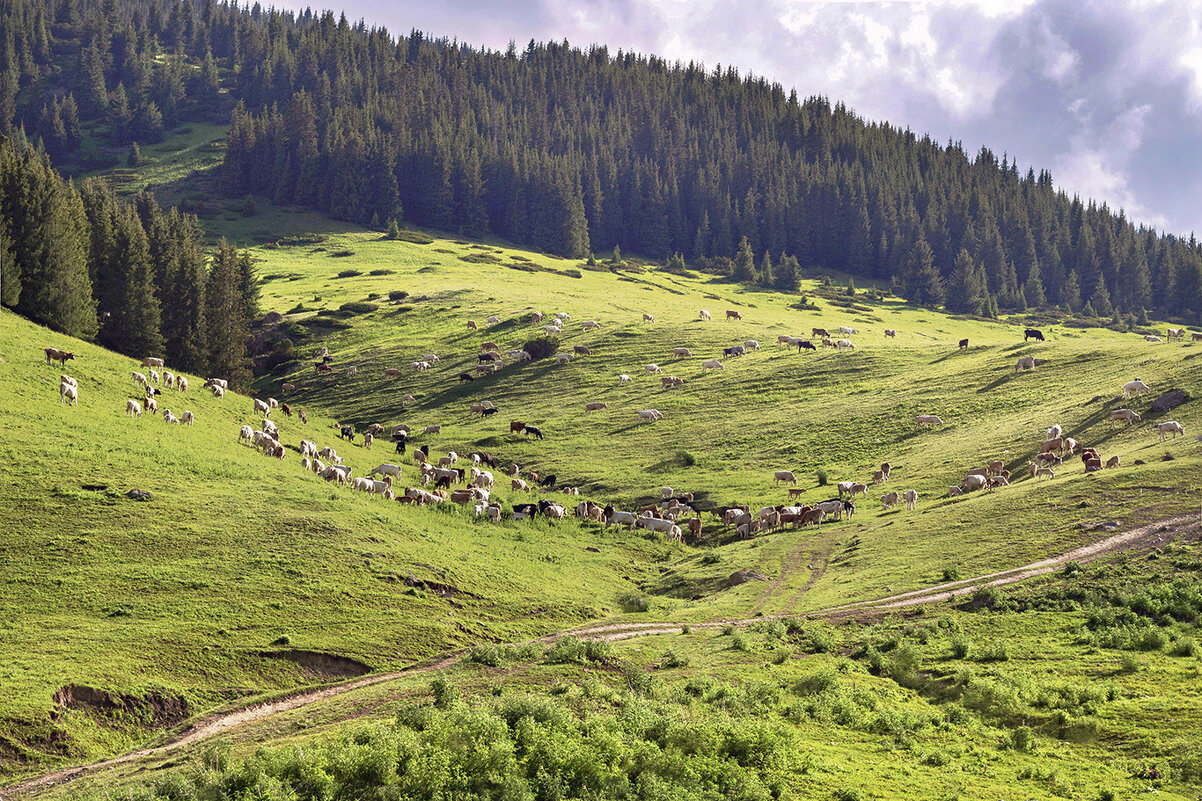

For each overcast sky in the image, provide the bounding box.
[272,0,1202,237]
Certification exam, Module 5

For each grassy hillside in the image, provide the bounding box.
[0,311,670,777]
[1,217,1200,791]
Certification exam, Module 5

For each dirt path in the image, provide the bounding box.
[5,513,1197,799]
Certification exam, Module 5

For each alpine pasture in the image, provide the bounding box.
[1,224,1200,797]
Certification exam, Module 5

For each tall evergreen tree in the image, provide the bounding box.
[774,253,800,292]
[206,241,252,389]
[945,249,983,314]
[905,235,945,307]
[756,250,774,288]
[98,205,163,357]
[731,236,755,282]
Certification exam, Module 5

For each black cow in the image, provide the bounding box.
[395,438,407,454]
[513,502,539,516]
[1024,328,1045,341]
[434,475,452,489]
[478,353,499,363]
[958,338,969,350]
[481,407,499,417]
[797,340,817,351]
[539,474,557,489]
[322,355,334,364]
[723,347,736,357]
[339,425,355,442]
[524,425,544,440]
[458,372,474,382]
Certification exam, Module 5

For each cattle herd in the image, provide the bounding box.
[43,311,1192,545]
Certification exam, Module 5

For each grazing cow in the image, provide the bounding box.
[884,329,896,338]
[880,492,900,511]
[699,310,711,321]
[1104,456,1121,469]
[1122,380,1150,399]
[585,401,608,412]
[574,345,592,356]
[316,363,333,373]
[645,364,662,374]
[744,340,760,350]
[458,372,475,382]
[141,357,165,368]
[1193,332,1202,342]
[524,425,544,440]
[673,347,692,358]
[638,409,664,423]
[725,309,742,321]
[958,338,968,350]
[1158,421,1185,441]
[582,320,600,330]
[836,339,855,351]
[1024,328,1045,341]
[787,488,807,499]
[660,375,684,388]
[298,409,308,425]
[126,399,142,418]
[797,340,817,351]
[280,403,292,417]
[947,486,962,497]
[773,470,797,486]
[467,320,477,330]
[778,335,794,346]
[45,348,76,366]
[618,374,632,384]
[702,359,724,371]
[510,421,526,433]
[1167,328,1185,339]
[902,489,918,510]
[838,326,858,335]
[643,313,655,322]
[812,328,829,338]
[961,474,987,492]
[1145,335,1163,343]
[916,414,943,428]
[282,382,296,394]
[1109,409,1141,427]
[1015,355,1036,372]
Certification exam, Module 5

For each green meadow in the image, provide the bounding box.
[1,212,1199,796]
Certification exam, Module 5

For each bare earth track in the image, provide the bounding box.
[4,513,1197,799]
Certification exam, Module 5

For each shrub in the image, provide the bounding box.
[816,469,829,486]
[338,301,379,314]
[721,624,735,635]
[270,635,290,646]
[330,250,355,258]
[700,551,721,565]
[1008,726,1035,752]
[522,336,560,361]
[1119,653,1141,673]
[942,566,961,582]
[950,636,972,659]
[660,649,690,668]
[617,590,651,613]
[388,290,409,300]
[430,675,459,708]
[335,269,362,278]
[976,640,1010,662]
[1170,638,1198,657]
[368,269,394,276]
[771,646,791,665]
[730,632,752,652]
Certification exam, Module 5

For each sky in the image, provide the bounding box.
[271,0,1202,237]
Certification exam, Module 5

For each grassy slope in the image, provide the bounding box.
[1,205,1199,786]
[38,539,1202,801]
[0,312,669,776]
[252,227,1201,618]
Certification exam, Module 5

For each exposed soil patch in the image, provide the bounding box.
[256,650,371,680]
[52,685,188,729]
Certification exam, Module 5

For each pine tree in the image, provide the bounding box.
[205,241,252,389]
[0,216,18,307]
[237,249,261,322]
[757,250,774,288]
[731,236,755,282]
[161,210,208,372]
[1022,261,1046,308]
[99,205,163,357]
[127,141,141,167]
[1089,282,1113,317]
[905,235,944,307]
[945,249,983,314]
[1062,270,1082,312]
[774,253,800,292]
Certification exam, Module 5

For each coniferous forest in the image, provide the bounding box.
[1,0,1200,350]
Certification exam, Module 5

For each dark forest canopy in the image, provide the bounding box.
[1,0,1200,321]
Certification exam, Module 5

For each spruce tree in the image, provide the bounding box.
[1062,270,1082,312]
[1023,262,1046,308]
[945,249,982,314]
[731,236,755,282]
[162,211,208,373]
[205,241,252,389]
[237,249,261,322]
[99,205,162,357]
[0,216,17,307]
[1089,282,1113,317]
[757,250,774,288]
[905,236,944,307]
[774,253,800,292]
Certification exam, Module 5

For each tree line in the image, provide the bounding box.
[1,0,1200,322]
[0,137,258,388]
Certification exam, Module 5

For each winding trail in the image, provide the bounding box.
[4,512,1197,799]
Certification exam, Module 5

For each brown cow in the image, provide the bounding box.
[316,363,333,373]
[510,420,526,434]
[45,347,75,366]
[725,309,743,321]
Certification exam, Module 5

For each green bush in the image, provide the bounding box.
[387,290,409,301]
[330,250,355,258]
[430,675,459,708]
[976,640,1010,662]
[335,269,362,278]
[617,590,651,613]
[522,336,560,361]
[950,636,972,659]
[660,649,690,668]
[338,301,379,315]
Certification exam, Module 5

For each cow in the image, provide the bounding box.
[1024,328,1045,342]
[725,310,742,321]
[959,339,968,350]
